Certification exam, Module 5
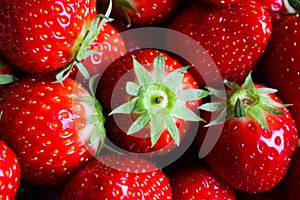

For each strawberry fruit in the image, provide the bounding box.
[61,154,172,199]
[0,74,106,186]
[96,49,209,154]
[0,0,97,74]
[198,73,298,193]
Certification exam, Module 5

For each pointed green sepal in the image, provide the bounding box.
[0,74,14,85]
[128,112,151,135]
[177,89,210,101]
[171,102,204,122]
[150,110,166,147]
[133,56,154,86]
[224,80,240,91]
[164,66,189,91]
[109,97,139,115]
[241,72,255,90]
[206,87,227,99]
[199,102,227,112]
[166,114,180,146]
[234,98,246,118]
[154,55,165,82]
[126,82,141,96]
[248,106,269,130]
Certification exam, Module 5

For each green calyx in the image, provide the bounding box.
[288,0,300,11]
[199,73,289,130]
[110,55,209,147]
[55,0,113,84]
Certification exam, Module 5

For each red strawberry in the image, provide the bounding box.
[165,158,236,200]
[283,147,300,200]
[0,74,106,186]
[167,0,272,87]
[0,140,20,200]
[198,73,298,193]
[0,53,18,88]
[61,154,172,199]
[97,0,180,26]
[0,0,97,74]
[96,49,209,154]
[70,21,126,87]
[255,15,300,131]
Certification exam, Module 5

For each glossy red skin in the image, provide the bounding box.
[255,17,300,132]
[236,185,284,200]
[197,85,298,193]
[197,0,242,6]
[96,49,201,154]
[0,140,20,200]
[126,0,179,25]
[283,148,300,200]
[70,22,126,87]
[0,0,96,74]
[165,159,236,200]
[0,74,95,186]
[167,0,272,87]
[61,155,172,200]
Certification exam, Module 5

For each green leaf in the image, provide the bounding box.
[128,112,151,135]
[154,55,165,82]
[86,114,99,124]
[171,102,204,121]
[205,108,229,127]
[76,62,91,80]
[206,87,227,99]
[109,97,139,115]
[177,89,210,101]
[166,114,180,146]
[199,102,227,112]
[80,96,96,107]
[55,62,74,84]
[255,88,278,94]
[132,56,154,86]
[0,74,14,84]
[224,80,240,91]
[234,98,246,118]
[164,66,189,91]
[89,74,100,98]
[259,104,285,115]
[150,110,166,147]
[126,82,141,96]
[260,96,289,108]
[241,73,255,90]
[248,106,269,130]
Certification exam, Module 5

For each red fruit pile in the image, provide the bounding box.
[0,0,299,199]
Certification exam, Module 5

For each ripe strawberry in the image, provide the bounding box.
[255,16,300,131]
[70,22,126,87]
[96,49,209,154]
[97,0,180,26]
[0,140,20,200]
[0,74,106,186]
[198,74,298,193]
[167,0,272,87]
[283,148,300,200]
[0,53,18,88]
[165,158,236,200]
[61,154,172,199]
[0,0,97,74]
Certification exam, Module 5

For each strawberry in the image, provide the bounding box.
[164,158,236,200]
[96,49,209,154]
[198,73,298,193]
[97,0,180,26]
[0,0,97,74]
[0,74,106,186]
[283,147,300,200]
[70,21,126,87]
[61,154,172,199]
[0,140,20,200]
[197,0,242,6]
[0,53,18,88]
[255,15,300,131]
[167,0,272,87]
